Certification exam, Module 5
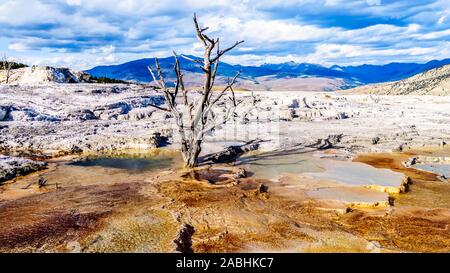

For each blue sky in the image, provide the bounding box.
[0,0,449,70]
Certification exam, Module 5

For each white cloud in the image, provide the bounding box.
[325,0,380,7]
[96,53,115,64]
[92,45,115,54]
[437,9,449,25]
[235,19,338,42]
[0,0,448,69]
[66,0,81,5]
[419,29,450,40]
[8,42,27,52]
[366,0,381,6]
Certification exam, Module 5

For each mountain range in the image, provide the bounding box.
[86,56,450,91]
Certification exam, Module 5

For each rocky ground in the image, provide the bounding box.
[1,150,449,253]
[0,155,47,184]
[0,84,168,155]
[1,83,450,253]
[1,83,449,157]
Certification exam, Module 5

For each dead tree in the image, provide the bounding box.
[148,14,244,168]
[369,94,381,104]
[1,55,14,84]
[206,139,262,163]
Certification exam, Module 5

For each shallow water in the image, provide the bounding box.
[68,156,174,172]
[1,150,404,210]
[355,151,450,209]
[307,186,388,204]
[2,149,450,253]
[238,152,405,189]
[412,164,450,177]
[0,153,181,201]
[53,153,181,187]
[237,153,324,179]
[236,151,406,205]
[305,160,405,188]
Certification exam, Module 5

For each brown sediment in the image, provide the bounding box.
[154,176,330,252]
[166,152,450,253]
[1,150,450,253]
[347,201,390,209]
[82,207,179,253]
[179,166,243,187]
[0,182,145,252]
[337,209,450,252]
[354,152,437,181]
[354,151,450,209]
[337,151,450,252]
[364,175,411,194]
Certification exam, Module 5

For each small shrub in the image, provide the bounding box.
[0,61,28,70]
[90,76,129,84]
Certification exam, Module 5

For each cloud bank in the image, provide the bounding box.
[0,0,449,69]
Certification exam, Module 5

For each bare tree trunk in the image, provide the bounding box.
[147,14,244,168]
[6,64,11,84]
[186,139,202,168]
[204,139,262,163]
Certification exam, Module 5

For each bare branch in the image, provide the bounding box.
[148,65,163,89]
[210,38,220,89]
[209,71,241,107]
[229,86,237,107]
[202,33,215,45]
[200,103,237,136]
[210,40,244,63]
[193,13,207,46]
[173,52,189,106]
[180,74,188,106]
[181,55,203,64]
[147,103,171,112]
[154,58,167,90]
[173,52,181,100]
[149,61,178,115]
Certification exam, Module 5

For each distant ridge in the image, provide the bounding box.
[86,57,450,91]
[350,64,450,95]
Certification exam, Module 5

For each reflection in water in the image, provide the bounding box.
[68,156,174,172]
[237,153,324,179]
[237,152,405,189]
[305,160,406,188]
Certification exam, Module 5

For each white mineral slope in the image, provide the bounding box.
[349,64,450,95]
[0,66,92,84]
[1,84,450,157]
[0,83,168,153]
[207,91,450,155]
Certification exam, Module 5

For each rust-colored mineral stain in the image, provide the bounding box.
[354,151,450,209]
[338,209,450,252]
[354,152,437,181]
[0,182,144,252]
[2,150,450,253]
[340,150,450,252]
